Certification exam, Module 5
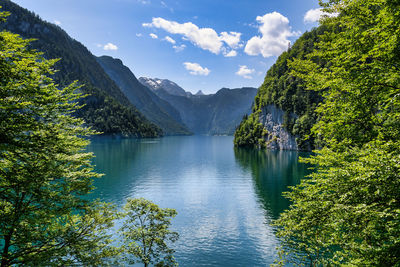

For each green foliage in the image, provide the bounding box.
[120,198,179,267]
[233,114,267,148]
[274,0,400,265]
[0,1,161,137]
[0,19,117,266]
[234,27,326,150]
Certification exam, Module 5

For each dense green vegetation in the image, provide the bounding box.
[120,198,179,267]
[0,8,177,265]
[233,114,267,148]
[234,27,325,150]
[274,0,400,265]
[0,1,161,137]
[0,13,118,265]
[75,85,161,137]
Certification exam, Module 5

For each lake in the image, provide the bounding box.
[88,135,309,266]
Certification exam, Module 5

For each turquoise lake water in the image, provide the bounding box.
[88,135,309,266]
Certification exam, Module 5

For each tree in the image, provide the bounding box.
[234,114,268,148]
[120,198,179,267]
[274,0,400,265]
[0,11,117,266]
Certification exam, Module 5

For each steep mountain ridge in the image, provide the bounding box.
[96,56,191,135]
[234,27,326,150]
[0,0,161,137]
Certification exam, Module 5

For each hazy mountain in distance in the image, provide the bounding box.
[141,81,258,135]
[207,88,258,134]
[96,56,191,135]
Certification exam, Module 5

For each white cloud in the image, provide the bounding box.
[304,8,338,23]
[149,33,158,39]
[143,17,242,55]
[224,50,237,57]
[245,12,296,58]
[236,65,255,79]
[54,20,61,26]
[164,36,176,44]
[173,44,186,52]
[136,33,143,37]
[183,62,210,76]
[220,31,242,49]
[103,43,118,51]
[138,0,150,4]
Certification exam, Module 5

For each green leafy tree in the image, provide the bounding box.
[234,114,268,148]
[274,0,400,265]
[120,198,179,267]
[0,11,117,266]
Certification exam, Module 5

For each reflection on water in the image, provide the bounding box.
[87,136,309,266]
[234,148,310,220]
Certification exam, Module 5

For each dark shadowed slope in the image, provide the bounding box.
[0,1,161,137]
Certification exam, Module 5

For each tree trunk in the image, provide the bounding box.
[1,233,12,267]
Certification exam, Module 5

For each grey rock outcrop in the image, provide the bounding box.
[259,105,298,150]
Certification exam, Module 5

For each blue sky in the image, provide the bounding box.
[12,0,323,94]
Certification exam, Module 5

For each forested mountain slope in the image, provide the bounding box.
[96,56,191,135]
[234,26,327,150]
[0,0,161,137]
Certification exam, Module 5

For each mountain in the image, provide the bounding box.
[139,77,190,97]
[145,85,258,135]
[206,88,258,135]
[0,1,161,137]
[195,90,205,96]
[96,56,191,135]
[234,27,327,150]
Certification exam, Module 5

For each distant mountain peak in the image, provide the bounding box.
[195,90,205,96]
[139,77,188,97]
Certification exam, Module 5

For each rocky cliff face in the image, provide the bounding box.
[259,105,298,150]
